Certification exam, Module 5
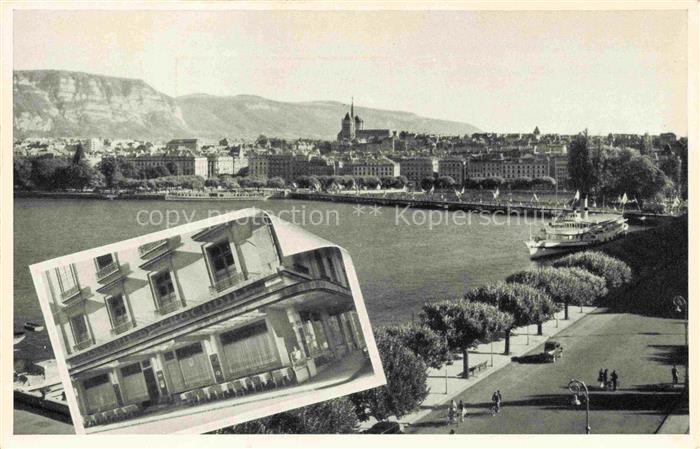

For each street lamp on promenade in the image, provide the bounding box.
[568,378,591,434]
[672,296,688,387]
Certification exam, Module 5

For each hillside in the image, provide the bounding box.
[13,70,480,140]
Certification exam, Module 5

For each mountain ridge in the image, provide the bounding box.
[13,69,481,140]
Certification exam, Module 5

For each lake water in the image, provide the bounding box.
[14,197,544,360]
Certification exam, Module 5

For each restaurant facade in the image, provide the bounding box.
[42,210,368,429]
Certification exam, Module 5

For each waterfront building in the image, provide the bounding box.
[549,156,569,188]
[467,154,505,180]
[207,155,234,178]
[398,157,438,183]
[438,157,467,186]
[41,210,370,432]
[342,157,399,178]
[502,154,549,180]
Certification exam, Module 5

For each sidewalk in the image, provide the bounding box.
[360,305,596,431]
[655,386,690,434]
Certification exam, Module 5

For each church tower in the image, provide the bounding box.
[339,97,356,141]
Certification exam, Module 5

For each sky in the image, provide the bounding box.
[13,9,688,135]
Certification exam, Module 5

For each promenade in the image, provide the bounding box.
[359,305,597,431]
[406,309,688,434]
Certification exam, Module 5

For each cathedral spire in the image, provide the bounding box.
[351,96,354,118]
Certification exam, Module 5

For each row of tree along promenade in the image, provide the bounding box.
[214,249,639,434]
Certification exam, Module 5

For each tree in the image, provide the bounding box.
[267,177,286,189]
[507,266,606,319]
[568,130,596,195]
[435,176,456,189]
[640,133,653,156]
[465,283,553,353]
[480,177,504,189]
[97,156,123,188]
[382,323,449,369]
[553,251,632,290]
[256,135,269,147]
[13,158,34,190]
[350,329,428,422]
[214,398,358,434]
[420,177,435,191]
[421,299,512,378]
[72,143,86,165]
[30,157,71,190]
[395,176,408,188]
[165,161,180,176]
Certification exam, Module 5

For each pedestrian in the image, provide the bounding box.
[672,365,679,385]
[447,404,456,425]
[491,391,499,415]
[611,370,619,391]
[597,368,605,389]
[603,368,609,389]
[458,400,466,423]
[495,390,502,414]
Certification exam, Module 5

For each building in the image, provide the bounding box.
[42,210,369,432]
[467,154,505,180]
[438,157,467,186]
[337,99,394,144]
[398,157,438,184]
[207,155,234,178]
[502,154,549,181]
[342,157,399,178]
[126,154,208,178]
[549,156,569,189]
[166,139,199,152]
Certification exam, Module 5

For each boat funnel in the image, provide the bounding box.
[583,196,589,219]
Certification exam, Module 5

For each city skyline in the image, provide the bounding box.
[13,9,688,136]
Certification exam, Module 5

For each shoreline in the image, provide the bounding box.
[13,190,678,224]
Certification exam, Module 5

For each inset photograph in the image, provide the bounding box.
[29,209,384,434]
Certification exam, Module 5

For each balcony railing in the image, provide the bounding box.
[60,285,81,302]
[209,271,244,295]
[156,294,180,315]
[110,318,134,336]
[96,261,120,281]
[138,239,168,258]
[73,337,93,352]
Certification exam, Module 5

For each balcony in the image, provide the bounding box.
[110,318,134,336]
[155,294,181,316]
[73,338,93,352]
[60,285,82,302]
[138,239,168,258]
[96,261,120,281]
[209,271,244,295]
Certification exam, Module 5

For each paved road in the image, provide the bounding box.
[407,310,688,434]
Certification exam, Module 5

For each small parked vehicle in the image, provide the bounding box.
[542,340,563,362]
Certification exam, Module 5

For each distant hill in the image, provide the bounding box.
[14,70,480,140]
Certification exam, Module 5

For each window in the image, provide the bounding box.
[107,294,130,326]
[95,254,114,270]
[152,271,178,311]
[70,314,91,345]
[55,265,78,293]
[207,240,235,280]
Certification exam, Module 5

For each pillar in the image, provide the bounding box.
[203,337,225,384]
[109,369,124,407]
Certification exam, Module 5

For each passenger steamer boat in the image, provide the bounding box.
[525,198,628,259]
[164,190,273,201]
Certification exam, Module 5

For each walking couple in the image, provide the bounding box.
[447,399,467,425]
[491,390,502,415]
[597,368,619,391]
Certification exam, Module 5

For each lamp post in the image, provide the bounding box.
[568,378,591,434]
[672,296,688,387]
